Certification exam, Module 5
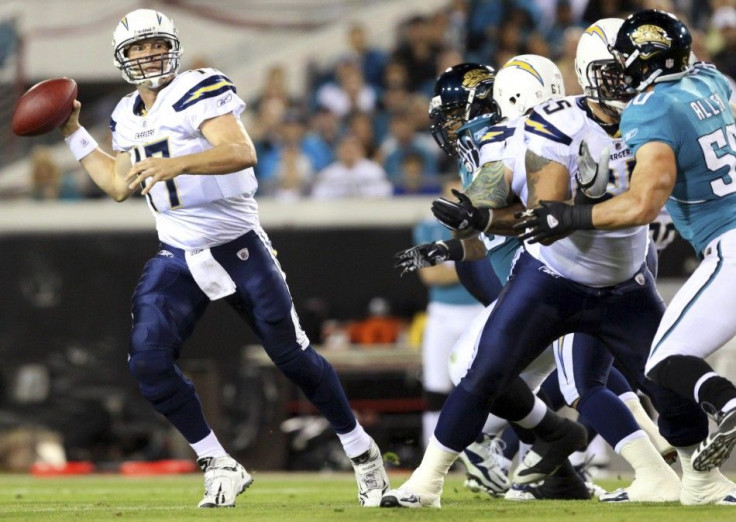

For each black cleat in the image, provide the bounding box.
[512,419,588,484]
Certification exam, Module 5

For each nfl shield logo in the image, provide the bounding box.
[237,248,249,261]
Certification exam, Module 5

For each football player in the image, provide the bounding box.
[518,9,736,505]
[386,18,690,507]
[384,56,593,508]
[56,8,389,508]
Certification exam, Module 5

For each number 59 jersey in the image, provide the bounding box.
[110,68,259,250]
[523,96,648,287]
[621,63,736,256]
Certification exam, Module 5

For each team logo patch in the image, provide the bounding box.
[630,25,672,58]
[236,248,249,261]
[635,273,646,285]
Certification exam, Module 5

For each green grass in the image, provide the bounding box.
[0,471,734,521]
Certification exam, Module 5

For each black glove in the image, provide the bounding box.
[513,201,595,244]
[431,189,491,233]
[393,240,463,277]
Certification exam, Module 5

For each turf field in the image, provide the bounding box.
[1,471,735,521]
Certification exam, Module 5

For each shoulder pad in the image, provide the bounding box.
[170,70,237,112]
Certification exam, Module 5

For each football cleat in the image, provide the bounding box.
[599,474,680,503]
[512,419,588,484]
[197,455,253,508]
[458,435,510,497]
[505,461,590,501]
[380,487,441,508]
[692,408,736,472]
[573,459,608,498]
[681,450,736,506]
[351,439,390,507]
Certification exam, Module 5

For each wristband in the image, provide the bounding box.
[438,239,465,262]
[567,204,595,230]
[65,127,98,161]
[479,208,494,233]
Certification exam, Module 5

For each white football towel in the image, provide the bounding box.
[185,248,237,301]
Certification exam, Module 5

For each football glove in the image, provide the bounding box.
[513,201,594,244]
[431,189,491,234]
[575,141,610,200]
[394,240,463,277]
[456,134,481,172]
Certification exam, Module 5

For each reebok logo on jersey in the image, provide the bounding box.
[157,249,174,258]
[623,128,639,142]
[236,248,249,261]
[547,215,559,228]
[218,94,233,107]
[635,273,646,285]
[136,129,155,139]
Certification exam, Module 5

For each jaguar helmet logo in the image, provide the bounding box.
[462,69,493,98]
[630,24,671,59]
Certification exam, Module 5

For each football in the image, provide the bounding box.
[11,77,78,137]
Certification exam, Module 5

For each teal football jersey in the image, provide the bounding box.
[621,63,736,255]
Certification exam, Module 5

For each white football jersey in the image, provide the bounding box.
[477,115,529,204]
[111,68,259,250]
[523,96,648,287]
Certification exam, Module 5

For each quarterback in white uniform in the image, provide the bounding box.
[57,8,388,509]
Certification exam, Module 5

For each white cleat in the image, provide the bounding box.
[681,466,736,506]
[458,435,510,497]
[599,475,680,503]
[197,455,253,508]
[351,439,390,507]
[380,487,441,508]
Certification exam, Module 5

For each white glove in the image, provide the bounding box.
[456,134,480,173]
[575,141,610,199]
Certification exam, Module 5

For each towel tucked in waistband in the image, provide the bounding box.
[184,248,237,301]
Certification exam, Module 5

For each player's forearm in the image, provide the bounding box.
[461,236,487,260]
[80,149,132,202]
[418,264,460,286]
[176,141,256,175]
[591,190,660,229]
[486,202,525,236]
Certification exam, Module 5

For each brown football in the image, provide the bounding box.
[11,78,78,136]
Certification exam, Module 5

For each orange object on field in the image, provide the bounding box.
[30,461,95,476]
[119,459,197,475]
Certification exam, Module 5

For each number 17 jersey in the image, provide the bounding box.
[110,68,259,250]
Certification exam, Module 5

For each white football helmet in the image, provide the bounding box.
[493,54,565,119]
[112,9,182,89]
[574,18,625,114]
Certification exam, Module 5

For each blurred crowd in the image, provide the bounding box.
[15,0,736,201]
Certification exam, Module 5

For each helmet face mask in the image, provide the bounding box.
[575,18,628,117]
[429,63,501,157]
[113,9,182,89]
[610,9,692,93]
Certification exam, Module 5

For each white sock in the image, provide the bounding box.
[406,436,459,496]
[619,433,675,480]
[190,430,227,459]
[336,423,371,459]
[623,396,672,455]
[515,397,547,429]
